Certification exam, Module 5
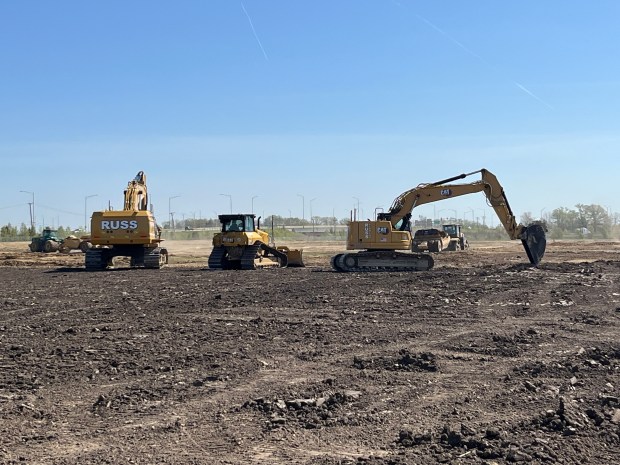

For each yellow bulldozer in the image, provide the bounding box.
[208,214,304,270]
[84,171,168,271]
[332,169,546,272]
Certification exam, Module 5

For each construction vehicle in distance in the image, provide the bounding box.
[59,234,92,253]
[442,224,469,251]
[85,171,168,271]
[208,214,305,270]
[389,223,469,253]
[28,227,62,252]
[332,169,546,272]
[411,228,453,253]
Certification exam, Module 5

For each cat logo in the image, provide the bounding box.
[440,189,452,197]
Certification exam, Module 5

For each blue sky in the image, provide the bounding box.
[1,1,619,229]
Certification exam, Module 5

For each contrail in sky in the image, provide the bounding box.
[241,2,269,61]
[415,13,554,110]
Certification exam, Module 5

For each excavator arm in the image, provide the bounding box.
[123,171,149,211]
[377,169,546,265]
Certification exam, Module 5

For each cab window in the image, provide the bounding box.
[224,219,243,232]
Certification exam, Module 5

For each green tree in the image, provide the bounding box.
[576,204,609,236]
[1,223,17,239]
[18,223,31,239]
[550,207,579,231]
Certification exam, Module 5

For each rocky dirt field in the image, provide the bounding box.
[0,239,619,464]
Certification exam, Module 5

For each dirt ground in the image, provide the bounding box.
[1,239,619,464]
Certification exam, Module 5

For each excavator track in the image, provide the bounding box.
[85,249,107,271]
[144,247,168,269]
[331,251,434,272]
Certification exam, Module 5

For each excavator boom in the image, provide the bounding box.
[123,171,149,211]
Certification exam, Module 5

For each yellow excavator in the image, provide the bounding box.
[332,169,546,272]
[85,171,168,271]
[208,214,304,270]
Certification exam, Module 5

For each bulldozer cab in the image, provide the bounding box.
[220,214,256,233]
[442,224,461,238]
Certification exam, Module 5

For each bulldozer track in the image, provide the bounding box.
[209,243,288,270]
[208,246,227,269]
[240,244,262,270]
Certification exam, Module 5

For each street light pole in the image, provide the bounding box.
[251,195,258,214]
[169,195,180,229]
[466,208,475,224]
[20,190,35,233]
[297,194,305,226]
[219,194,232,213]
[475,209,486,226]
[310,198,316,232]
[84,194,98,231]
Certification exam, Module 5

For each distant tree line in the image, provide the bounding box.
[524,204,618,239]
[161,215,348,230]
[2,203,618,241]
[0,223,77,242]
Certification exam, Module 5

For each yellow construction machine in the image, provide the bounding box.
[59,234,92,253]
[85,171,168,271]
[411,224,469,253]
[332,169,546,272]
[208,214,304,270]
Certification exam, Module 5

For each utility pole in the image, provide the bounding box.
[20,190,35,234]
[169,195,180,229]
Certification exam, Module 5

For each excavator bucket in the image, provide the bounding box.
[276,246,305,267]
[520,223,546,266]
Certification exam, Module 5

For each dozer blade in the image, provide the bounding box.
[276,246,305,267]
[521,223,546,266]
